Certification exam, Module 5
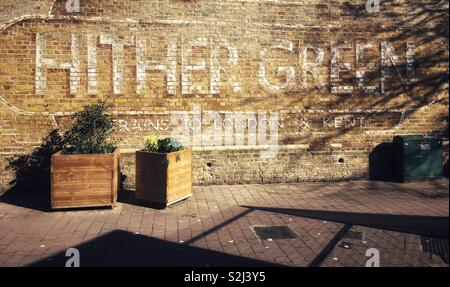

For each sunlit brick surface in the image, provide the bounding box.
[0,1,449,189]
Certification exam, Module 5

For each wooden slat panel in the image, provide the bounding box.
[52,171,112,181]
[135,151,167,203]
[52,182,111,191]
[52,194,111,201]
[167,169,193,179]
[136,149,192,207]
[51,150,119,209]
[111,149,120,205]
[52,162,113,171]
[51,189,111,198]
[52,153,113,161]
[52,199,112,209]
[167,188,192,203]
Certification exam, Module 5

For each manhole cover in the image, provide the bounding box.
[252,226,298,240]
[421,237,449,264]
[344,230,364,241]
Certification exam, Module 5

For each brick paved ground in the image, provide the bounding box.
[0,180,448,267]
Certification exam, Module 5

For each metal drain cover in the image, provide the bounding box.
[421,237,449,264]
[344,230,364,241]
[252,226,298,240]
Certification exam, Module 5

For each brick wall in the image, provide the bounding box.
[0,0,448,191]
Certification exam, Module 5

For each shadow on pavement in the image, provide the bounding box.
[242,206,449,239]
[28,230,280,267]
[0,188,51,212]
[243,206,449,266]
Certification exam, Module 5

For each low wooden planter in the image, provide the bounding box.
[136,148,192,207]
[51,149,120,209]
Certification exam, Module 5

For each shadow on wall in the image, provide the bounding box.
[28,229,280,267]
[369,142,395,182]
[295,0,449,164]
[6,129,63,194]
[370,139,448,182]
[0,130,63,211]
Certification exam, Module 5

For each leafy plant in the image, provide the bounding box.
[6,102,119,193]
[62,101,118,154]
[143,135,184,153]
[143,134,159,152]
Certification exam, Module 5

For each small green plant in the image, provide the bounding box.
[143,135,184,153]
[62,101,118,154]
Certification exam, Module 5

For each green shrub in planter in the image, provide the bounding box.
[51,101,121,209]
[136,135,192,208]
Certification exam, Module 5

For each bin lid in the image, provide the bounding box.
[394,135,441,141]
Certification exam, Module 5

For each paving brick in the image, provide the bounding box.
[0,181,449,266]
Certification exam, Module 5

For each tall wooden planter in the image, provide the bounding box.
[51,149,120,209]
[136,148,192,207]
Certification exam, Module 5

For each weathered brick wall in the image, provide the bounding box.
[0,0,448,191]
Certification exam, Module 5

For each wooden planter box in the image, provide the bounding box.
[136,148,192,207]
[51,149,120,209]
